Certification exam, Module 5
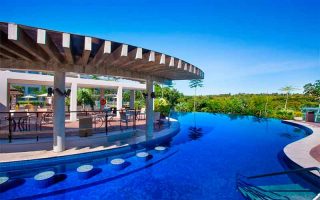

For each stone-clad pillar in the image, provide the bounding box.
[146,79,154,138]
[70,82,78,122]
[53,71,66,152]
[129,90,135,109]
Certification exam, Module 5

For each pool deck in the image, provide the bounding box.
[283,120,320,177]
[0,119,180,164]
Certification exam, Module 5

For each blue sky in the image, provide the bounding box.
[1,0,319,95]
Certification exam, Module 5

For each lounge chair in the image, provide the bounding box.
[139,108,146,120]
[119,111,133,130]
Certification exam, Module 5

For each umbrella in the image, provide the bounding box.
[22,95,36,103]
[37,93,48,97]
[22,95,36,99]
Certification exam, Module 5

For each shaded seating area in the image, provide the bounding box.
[119,111,134,130]
[0,22,203,153]
[0,108,171,142]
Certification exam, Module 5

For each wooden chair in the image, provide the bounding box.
[154,112,161,129]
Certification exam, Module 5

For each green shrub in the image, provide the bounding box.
[154,98,170,116]
[294,111,302,117]
[18,100,42,106]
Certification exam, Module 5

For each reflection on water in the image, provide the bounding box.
[293,127,303,133]
[188,127,204,141]
[252,116,269,123]
[227,114,246,121]
[278,132,295,139]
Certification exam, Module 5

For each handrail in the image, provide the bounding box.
[237,167,320,199]
[0,110,105,114]
[1,108,142,142]
[246,167,320,179]
[237,178,289,200]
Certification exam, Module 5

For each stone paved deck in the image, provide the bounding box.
[283,120,320,177]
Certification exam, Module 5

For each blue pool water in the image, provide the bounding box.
[0,112,316,199]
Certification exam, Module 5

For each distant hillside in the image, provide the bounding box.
[175,93,318,119]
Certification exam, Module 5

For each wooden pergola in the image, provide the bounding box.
[0,22,204,152]
[0,22,204,82]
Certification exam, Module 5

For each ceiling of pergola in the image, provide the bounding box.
[0,22,204,83]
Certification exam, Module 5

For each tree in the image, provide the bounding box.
[303,80,320,98]
[77,88,95,110]
[188,79,204,133]
[189,79,204,112]
[279,86,297,111]
[304,80,320,122]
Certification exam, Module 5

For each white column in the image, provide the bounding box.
[146,79,154,138]
[0,73,9,110]
[129,90,135,109]
[24,86,29,96]
[70,82,77,122]
[116,86,123,116]
[53,71,66,152]
[100,88,105,110]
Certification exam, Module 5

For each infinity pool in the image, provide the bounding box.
[0,112,317,199]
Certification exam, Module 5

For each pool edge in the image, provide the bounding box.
[0,119,180,171]
[282,120,320,179]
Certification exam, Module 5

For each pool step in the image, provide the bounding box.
[238,183,317,200]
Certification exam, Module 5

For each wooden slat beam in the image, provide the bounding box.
[150,59,188,74]
[130,51,160,71]
[106,44,128,66]
[118,50,150,71]
[0,31,34,61]
[169,57,175,67]
[62,33,74,64]
[8,23,49,62]
[116,47,143,69]
[90,40,111,66]
[81,37,92,65]
[0,22,204,81]
[37,29,64,63]
[0,47,19,59]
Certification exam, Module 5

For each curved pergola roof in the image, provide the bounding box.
[0,22,204,82]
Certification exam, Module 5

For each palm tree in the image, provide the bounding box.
[279,86,297,111]
[189,79,203,133]
[189,79,204,112]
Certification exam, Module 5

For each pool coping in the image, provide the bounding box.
[0,119,180,171]
[282,120,320,177]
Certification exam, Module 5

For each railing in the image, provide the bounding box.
[236,167,320,199]
[246,167,320,179]
[237,175,290,200]
[0,109,145,143]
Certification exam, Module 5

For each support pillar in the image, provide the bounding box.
[24,86,29,96]
[146,79,154,139]
[0,73,9,111]
[116,86,123,116]
[100,88,105,110]
[7,83,11,109]
[129,90,135,109]
[70,82,77,122]
[53,71,66,152]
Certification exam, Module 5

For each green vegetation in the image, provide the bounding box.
[189,79,204,112]
[175,93,318,119]
[13,77,319,121]
[303,80,320,98]
[154,84,183,116]
[279,86,298,111]
[77,88,95,109]
[171,80,319,120]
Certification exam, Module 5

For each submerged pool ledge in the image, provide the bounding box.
[282,120,320,177]
[0,119,180,171]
